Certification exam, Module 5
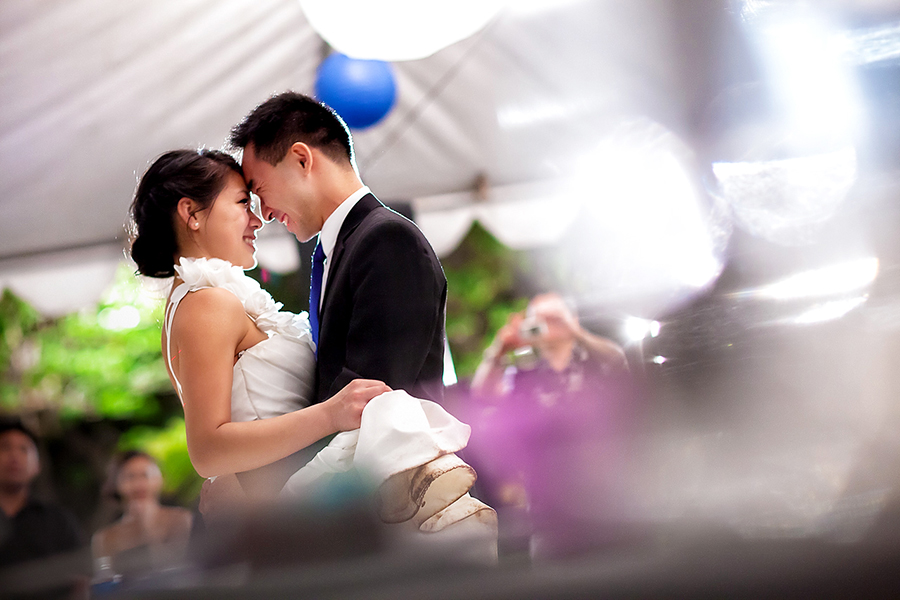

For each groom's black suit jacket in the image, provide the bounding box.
[313,193,447,405]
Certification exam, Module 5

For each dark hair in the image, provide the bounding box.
[102,450,158,503]
[0,417,39,448]
[230,91,354,166]
[129,149,242,278]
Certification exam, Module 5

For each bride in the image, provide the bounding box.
[128,148,495,551]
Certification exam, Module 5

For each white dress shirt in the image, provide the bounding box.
[317,185,370,305]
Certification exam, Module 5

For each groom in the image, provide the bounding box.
[231,92,447,404]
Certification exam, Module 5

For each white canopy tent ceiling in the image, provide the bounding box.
[3,0,900,316]
[0,0,690,256]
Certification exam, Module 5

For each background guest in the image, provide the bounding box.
[0,417,89,597]
[471,292,628,399]
[91,451,192,580]
[467,293,633,558]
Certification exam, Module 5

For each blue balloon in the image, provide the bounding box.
[315,53,397,130]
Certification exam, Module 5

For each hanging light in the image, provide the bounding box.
[298,0,503,61]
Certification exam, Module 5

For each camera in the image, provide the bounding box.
[519,316,547,341]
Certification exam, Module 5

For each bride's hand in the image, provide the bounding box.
[326,379,391,432]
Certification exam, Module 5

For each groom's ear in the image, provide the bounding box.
[289,142,313,172]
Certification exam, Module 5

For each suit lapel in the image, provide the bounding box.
[321,193,383,313]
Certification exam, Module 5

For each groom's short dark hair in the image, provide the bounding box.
[230,91,354,167]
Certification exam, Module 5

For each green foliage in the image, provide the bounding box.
[443,222,529,378]
[1,265,171,420]
[0,290,41,408]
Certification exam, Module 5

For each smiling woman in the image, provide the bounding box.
[129,150,253,279]
[174,169,262,271]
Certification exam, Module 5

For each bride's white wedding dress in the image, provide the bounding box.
[164,257,496,557]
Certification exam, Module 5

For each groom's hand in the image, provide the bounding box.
[325,379,391,432]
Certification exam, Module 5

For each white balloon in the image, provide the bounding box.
[298,0,503,61]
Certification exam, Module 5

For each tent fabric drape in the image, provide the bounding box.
[412,180,583,257]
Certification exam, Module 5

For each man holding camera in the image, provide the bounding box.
[471,293,628,400]
[468,292,631,558]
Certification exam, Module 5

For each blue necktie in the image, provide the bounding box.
[309,242,325,348]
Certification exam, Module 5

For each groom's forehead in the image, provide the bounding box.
[243,160,265,192]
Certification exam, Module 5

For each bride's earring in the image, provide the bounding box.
[191,220,199,230]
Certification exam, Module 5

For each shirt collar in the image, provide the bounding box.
[319,185,370,258]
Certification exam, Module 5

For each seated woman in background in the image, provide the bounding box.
[91,451,192,578]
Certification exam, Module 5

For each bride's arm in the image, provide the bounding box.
[171,288,388,478]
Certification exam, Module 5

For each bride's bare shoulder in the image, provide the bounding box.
[170,287,246,335]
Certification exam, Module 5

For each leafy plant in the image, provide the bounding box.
[443,222,530,379]
[1,265,171,421]
[0,290,41,409]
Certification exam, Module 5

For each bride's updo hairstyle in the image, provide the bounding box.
[129,149,242,278]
